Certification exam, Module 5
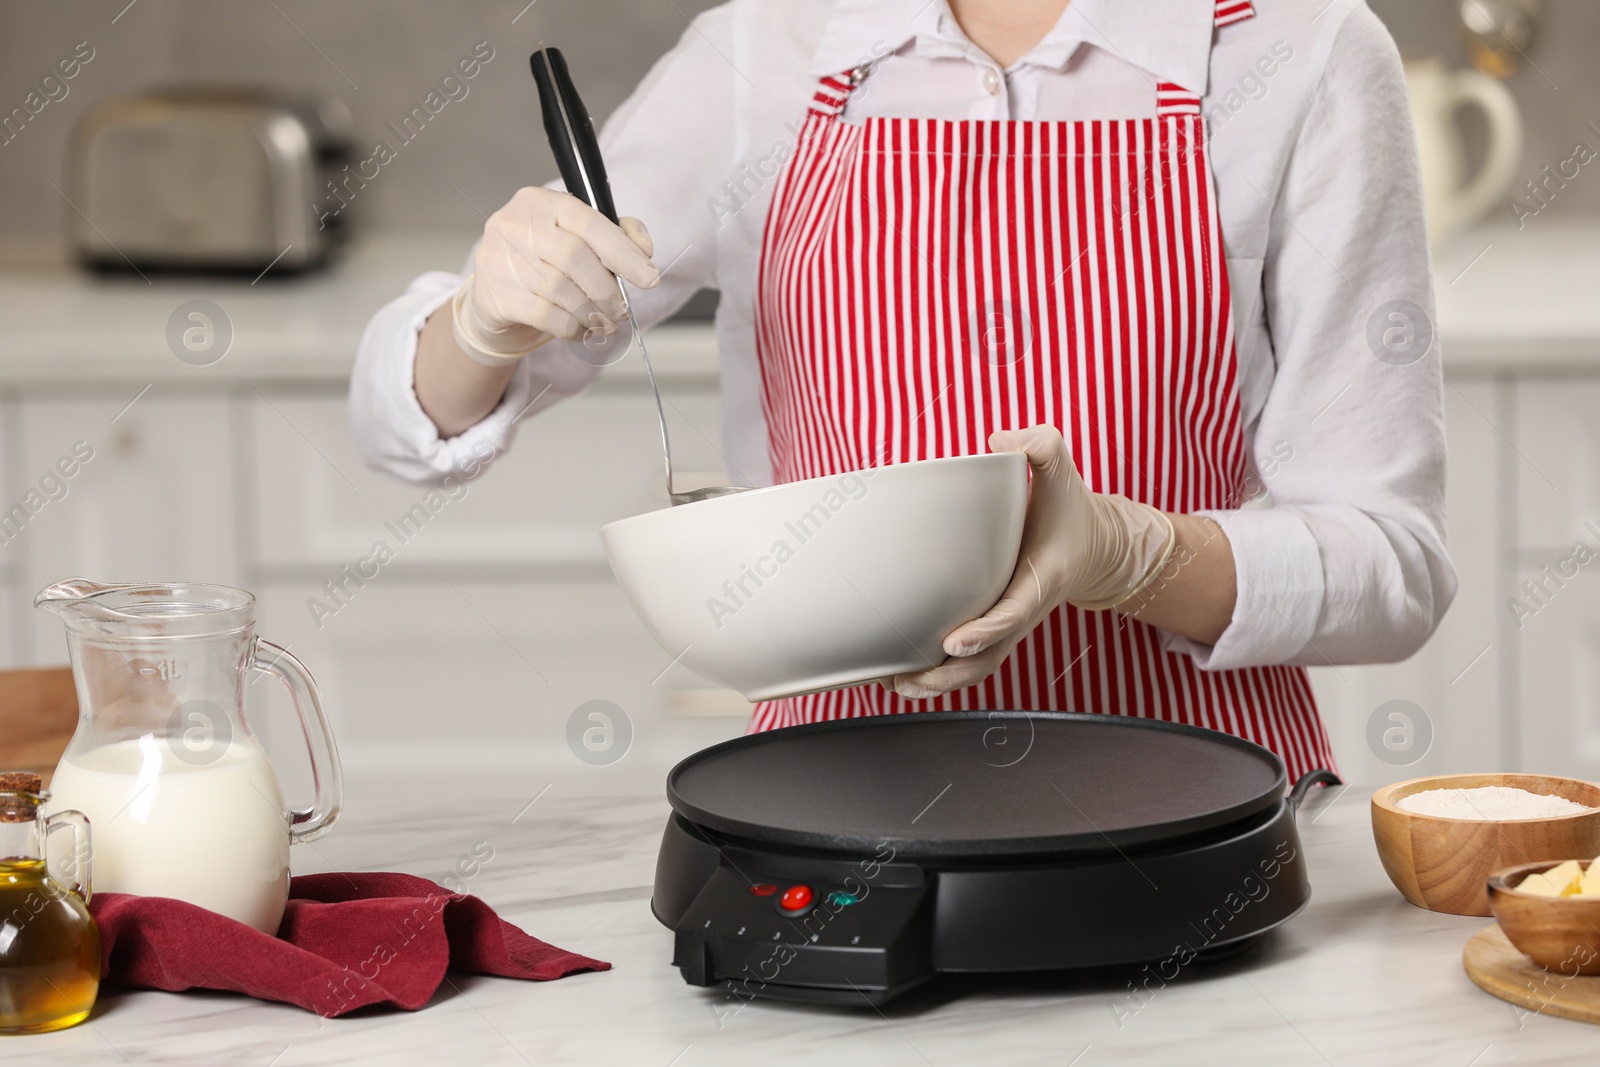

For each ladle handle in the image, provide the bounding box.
[251,638,344,844]
[529,45,619,224]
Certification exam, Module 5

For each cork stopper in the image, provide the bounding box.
[0,771,43,823]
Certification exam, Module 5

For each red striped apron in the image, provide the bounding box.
[749,0,1337,782]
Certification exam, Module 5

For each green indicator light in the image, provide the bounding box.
[825,890,860,907]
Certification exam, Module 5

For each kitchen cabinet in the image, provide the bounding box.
[1512,379,1600,548]
[1515,564,1600,778]
[251,579,661,765]
[247,386,725,570]
[6,391,242,662]
[1501,379,1600,780]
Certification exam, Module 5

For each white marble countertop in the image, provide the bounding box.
[12,781,1598,1066]
[0,219,1596,388]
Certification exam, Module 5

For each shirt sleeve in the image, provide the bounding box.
[349,4,736,485]
[1170,6,1458,670]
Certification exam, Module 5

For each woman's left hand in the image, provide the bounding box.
[886,426,1176,700]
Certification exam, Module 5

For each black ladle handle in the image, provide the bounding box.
[529,45,619,225]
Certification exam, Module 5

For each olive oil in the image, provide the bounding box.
[0,858,100,1033]
[0,773,100,1035]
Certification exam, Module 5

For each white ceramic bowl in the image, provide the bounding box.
[600,453,1028,701]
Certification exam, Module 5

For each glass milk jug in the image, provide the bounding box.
[36,578,343,934]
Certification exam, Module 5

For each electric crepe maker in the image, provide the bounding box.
[652,711,1337,1006]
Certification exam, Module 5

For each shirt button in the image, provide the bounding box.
[982,68,1001,96]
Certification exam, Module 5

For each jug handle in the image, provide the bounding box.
[1439,70,1523,237]
[45,809,92,903]
[251,638,344,844]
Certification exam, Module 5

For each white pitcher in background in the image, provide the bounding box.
[36,578,343,934]
[1403,55,1523,245]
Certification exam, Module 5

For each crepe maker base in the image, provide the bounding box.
[653,711,1321,1006]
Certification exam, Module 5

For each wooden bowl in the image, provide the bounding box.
[1488,861,1600,974]
[1371,773,1600,916]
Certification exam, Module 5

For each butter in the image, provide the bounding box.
[1579,859,1600,898]
[1520,859,1584,897]
[1518,871,1569,897]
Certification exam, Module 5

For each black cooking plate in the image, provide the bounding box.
[667,711,1285,858]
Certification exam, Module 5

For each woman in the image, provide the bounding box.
[352,0,1455,780]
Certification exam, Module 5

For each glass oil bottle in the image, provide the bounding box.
[0,771,99,1035]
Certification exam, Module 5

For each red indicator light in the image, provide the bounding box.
[778,884,814,913]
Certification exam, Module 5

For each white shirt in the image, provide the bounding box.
[351,0,1456,672]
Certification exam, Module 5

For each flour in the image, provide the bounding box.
[1397,785,1595,820]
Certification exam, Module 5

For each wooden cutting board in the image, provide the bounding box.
[1464,924,1600,1024]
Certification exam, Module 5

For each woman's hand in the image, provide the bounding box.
[886,426,1178,699]
[456,186,660,362]
[416,188,660,437]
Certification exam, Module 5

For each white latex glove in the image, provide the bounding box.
[451,186,659,367]
[889,426,1176,700]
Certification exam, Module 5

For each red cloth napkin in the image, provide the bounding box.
[90,872,610,1016]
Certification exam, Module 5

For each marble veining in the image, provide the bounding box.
[10,782,1599,1065]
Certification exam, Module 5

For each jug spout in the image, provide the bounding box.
[34,578,135,622]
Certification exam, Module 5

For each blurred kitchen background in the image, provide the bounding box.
[0,0,1597,798]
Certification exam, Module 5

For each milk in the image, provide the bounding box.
[48,737,290,933]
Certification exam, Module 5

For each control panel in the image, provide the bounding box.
[672,865,934,1005]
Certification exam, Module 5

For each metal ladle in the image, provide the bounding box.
[530,45,749,507]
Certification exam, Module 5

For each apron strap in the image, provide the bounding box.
[1154,83,1205,116]
[808,70,857,118]
[1154,0,1256,115]
[1215,0,1258,27]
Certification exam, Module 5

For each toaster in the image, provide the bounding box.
[67,87,353,274]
